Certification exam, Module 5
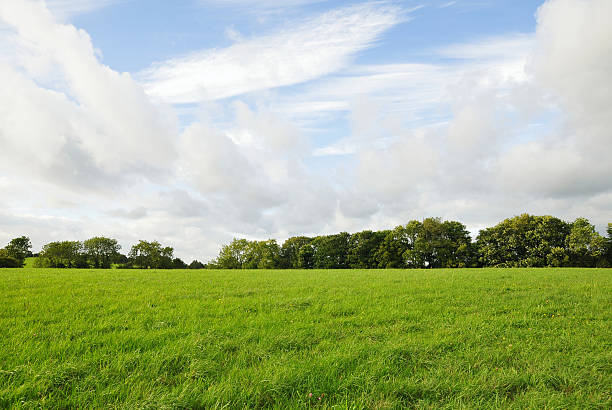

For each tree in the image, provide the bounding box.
[401,218,474,268]
[476,214,570,267]
[0,254,21,268]
[567,218,606,267]
[2,236,32,266]
[312,233,350,269]
[83,237,121,268]
[280,236,312,268]
[297,242,315,269]
[172,257,188,269]
[243,240,280,269]
[128,240,174,269]
[189,260,206,269]
[36,241,86,268]
[347,230,386,269]
[212,238,250,269]
[373,227,413,268]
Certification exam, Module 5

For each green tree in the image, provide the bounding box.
[83,237,121,268]
[0,253,21,268]
[348,230,386,269]
[373,226,415,268]
[477,214,570,267]
[2,236,32,266]
[128,240,174,269]
[172,257,188,269]
[188,260,206,269]
[567,218,606,267]
[402,218,474,268]
[243,240,280,269]
[312,233,350,269]
[212,238,250,269]
[297,242,315,269]
[36,241,86,268]
[280,236,312,268]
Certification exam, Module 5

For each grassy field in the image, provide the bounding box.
[0,268,610,409]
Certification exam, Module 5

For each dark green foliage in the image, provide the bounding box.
[297,242,315,269]
[0,255,21,268]
[0,236,31,267]
[210,238,250,269]
[567,218,607,267]
[404,218,475,268]
[36,241,87,268]
[606,223,612,267]
[210,215,608,269]
[172,258,188,269]
[347,230,386,268]
[188,260,206,269]
[311,232,350,269]
[477,214,572,267]
[128,240,174,269]
[374,227,412,268]
[83,237,121,268]
[243,240,281,269]
[279,236,311,268]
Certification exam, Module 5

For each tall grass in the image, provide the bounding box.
[1,268,610,408]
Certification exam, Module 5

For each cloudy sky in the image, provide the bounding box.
[1,0,610,261]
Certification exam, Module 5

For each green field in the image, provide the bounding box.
[0,268,610,408]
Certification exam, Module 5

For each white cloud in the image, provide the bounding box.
[0,0,177,188]
[46,0,124,19]
[140,3,404,103]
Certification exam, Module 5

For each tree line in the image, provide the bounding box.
[209,215,612,269]
[0,237,206,269]
[1,214,611,269]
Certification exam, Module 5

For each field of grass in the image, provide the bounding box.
[0,268,610,408]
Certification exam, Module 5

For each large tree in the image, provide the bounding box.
[373,226,414,268]
[311,233,350,269]
[567,218,607,267]
[244,240,281,269]
[211,238,250,269]
[477,214,571,267]
[83,237,121,268]
[280,236,312,269]
[36,241,86,268]
[128,240,173,269]
[402,218,475,268]
[2,236,32,266]
[348,230,386,269]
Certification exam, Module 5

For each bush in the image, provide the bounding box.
[0,256,22,268]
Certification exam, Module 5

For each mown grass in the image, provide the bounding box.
[0,268,610,409]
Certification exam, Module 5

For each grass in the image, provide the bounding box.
[0,268,610,409]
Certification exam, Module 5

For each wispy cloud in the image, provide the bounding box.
[140,3,405,104]
[45,0,125,19]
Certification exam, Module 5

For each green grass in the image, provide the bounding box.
[22,257,37,269]
[0,268,610,409]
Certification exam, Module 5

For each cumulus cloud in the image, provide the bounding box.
[492,0,612,199]
[0,0,177,190]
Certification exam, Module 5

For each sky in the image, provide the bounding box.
[0,0,611,262]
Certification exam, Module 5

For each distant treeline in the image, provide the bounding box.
[1,214,611,270]
[209,215,612,269]
[0,238,206,269]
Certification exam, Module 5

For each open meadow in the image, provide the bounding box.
[1,268,611,408]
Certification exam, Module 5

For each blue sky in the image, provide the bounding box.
[0,0,611,261]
